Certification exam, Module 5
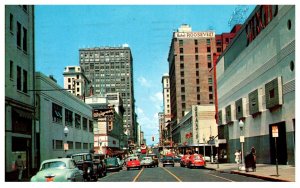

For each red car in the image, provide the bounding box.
[180,154,190,167]
[126,157,141,170]
[187,154,206,168]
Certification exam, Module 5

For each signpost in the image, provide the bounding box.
[272,125,279,176]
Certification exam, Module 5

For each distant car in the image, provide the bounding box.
[104,157,122,171]
[126,157,141,170]
[187,154,206,168]
[174,155,181,163]
[140,157,155,168]
[147,154,159,167]
[30,158,84,182]
[180,154,190,167]
[162,156,175,167]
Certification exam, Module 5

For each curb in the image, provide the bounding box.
[205,167,291,182]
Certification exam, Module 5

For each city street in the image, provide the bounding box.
[98,163,268,182]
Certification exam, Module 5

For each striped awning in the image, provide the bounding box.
[13,109,33,119]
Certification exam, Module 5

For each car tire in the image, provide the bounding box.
[127,168,130,171]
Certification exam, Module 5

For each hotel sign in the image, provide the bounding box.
[175,31,215,39]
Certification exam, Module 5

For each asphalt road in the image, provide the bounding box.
[98,164,269,182]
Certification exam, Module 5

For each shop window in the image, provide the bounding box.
[75,114,81,129]
[52,103,62,123]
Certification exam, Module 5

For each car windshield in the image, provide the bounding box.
[142,157,151,161]
[164,157,173,160]
[194,155,202,160]
[41,161,66,170]
[105,158,117,165]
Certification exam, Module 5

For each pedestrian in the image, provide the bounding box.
[234,150,241,164]
[251,146,256,171]
[15,155,25,181]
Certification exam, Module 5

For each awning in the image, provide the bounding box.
[13,109,33,119]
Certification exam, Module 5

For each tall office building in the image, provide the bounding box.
[5,5,35,180]
[79,45,136,144]
[168,24,216,124]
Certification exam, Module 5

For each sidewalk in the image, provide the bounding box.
[205,162,295,182]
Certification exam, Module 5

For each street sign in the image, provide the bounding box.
[272,125,279,137]
[64,143,69,151]
[240,136,244,143]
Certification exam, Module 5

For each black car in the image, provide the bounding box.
[104,157,122,171]
[70,152,106,181]
[162,156,175,167]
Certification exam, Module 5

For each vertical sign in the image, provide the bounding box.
[272,125,279,137]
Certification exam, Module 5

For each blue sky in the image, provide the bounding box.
[34,5,256,146]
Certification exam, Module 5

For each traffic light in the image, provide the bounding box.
[152,136,154,141]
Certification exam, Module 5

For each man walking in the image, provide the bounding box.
[15,155,25,181]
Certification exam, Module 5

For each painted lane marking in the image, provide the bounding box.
[161,167,182,182]
[208,173,235,182]
[133,167,144,182]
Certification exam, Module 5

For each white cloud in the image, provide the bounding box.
[150,92,163,111]
[137,76,151,87]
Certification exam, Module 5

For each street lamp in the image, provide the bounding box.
[63,126,69,153]
[239,120,245,171]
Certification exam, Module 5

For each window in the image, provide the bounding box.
[208,78,213,84]
[180,71,184,77]
[194,40,198,45]
[208,62,212,68]
[65,108,73,126]
[195,55,199,61]
[209,86,213,92]
[180,55,184,61]
[181,87,185,92]
[209,94,213,100]
[181,95,185,101]
[206,39,211,45]
[196,63,199,69]
[52,103,62,123]
[67,141,74,150]
[17,22,21,48]
[10,61,13,79]
[182,103,186,109]
[17,66,21,90]
[23,27,27,52]
[83,143,88,149]
[216,39,222,45]
[68,78,71,82]
[55,140,63,150]
[82,117,87,131]
[75,142,81,149]
[207,47,211,52]
[75,114,81,129]
[196,79,200,84]
[181,79,184,85]
[207,54,211,62]
[197,87,200,92]
[195,47,198,53]
[89,120,93,132]
[22,70,27,93]
[217,47,222,52]
[179,40,183,46]
[180,63,184,69]
[197,94,200,100]
[196,71,199,76]
[10,13,13,32]
[180,48,184,54]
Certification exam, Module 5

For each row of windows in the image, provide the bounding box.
[179,54,212,63]
[9,13,28,53]
[53,140,93,150]
[80,50,129,58]
[11,63,28,93]
[52,103,93,132]
[179,39,211,46]
[179,46,211,54]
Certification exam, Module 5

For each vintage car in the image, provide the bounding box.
[187,154,206,168]
[180,154,190,167]
[70,152,105,181]
[140,157,155,168]
[30,158,84,182]
[104,157,122,171]
[126,157,141,170]
[162,156,175,167]
[146,154,159,167]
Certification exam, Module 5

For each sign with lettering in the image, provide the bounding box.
[272,125,279,137]
[93,109,114,118]
[175,31,215,38]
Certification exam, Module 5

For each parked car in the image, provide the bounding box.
[146,154,159,167]
[140,157,155,168]
[174,155,181,163]
[162,156,175,167]
[187,154,206,168]
[70,152,105,181]
[104,157,122,171]
[180,154,190,167]
[126,157,141,170]
[30,158,84,182]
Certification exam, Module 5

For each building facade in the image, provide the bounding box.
[85,94,125,155]
[5,5,35,181]
[63,65,91,100]
[79,45,136,144]
[35,72,94,162]
[168,24,216,126]
[217,5,295,165]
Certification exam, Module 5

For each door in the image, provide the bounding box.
[269,122,287,164]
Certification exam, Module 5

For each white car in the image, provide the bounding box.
[140,157,155,168]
